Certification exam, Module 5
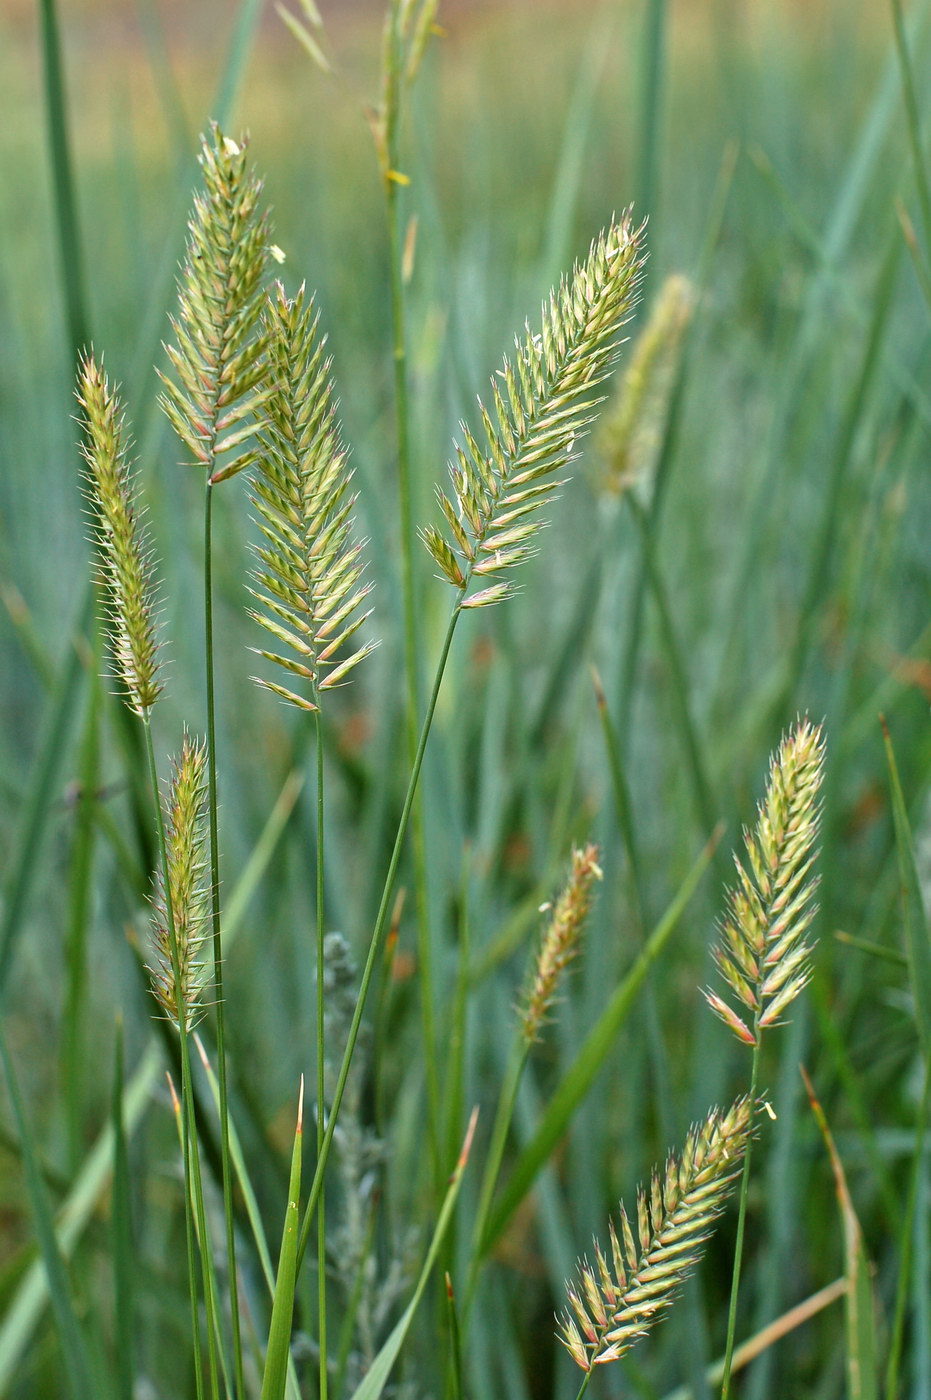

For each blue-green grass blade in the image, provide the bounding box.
[347,1110,477,1400]
[0,1044,159,1389]
[881,717,931,1053]
[0,590,92,992]
[0,1021,93,1400]
[801,1067,879,1400]
[260,1082,303,1400]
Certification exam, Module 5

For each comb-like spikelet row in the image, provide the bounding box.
[159,125,272,483]
[421,214,645,608]
[705,719,825,1047]
[520,844,602,1043]
[77,353,163,717]
[559,1099,753,1371]
[249,283,376,712]
[148,734,211,1031]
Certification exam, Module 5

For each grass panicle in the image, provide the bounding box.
[158,124,273,484]
[421,213,645,607]
[249,282,377,711]
[520,843,602,1043]
[148,733,211,1032]
[560,1098,753,1375]
[77,352,163,717]
[706,718,826,1047]
[598,270,693,499]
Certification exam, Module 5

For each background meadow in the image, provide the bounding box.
[1,0,930,1396]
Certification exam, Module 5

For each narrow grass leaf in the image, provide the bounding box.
[881,717,931,1054]
[800,1066,879,1400]
[0,1023,93,1400]
[347,1110,478,1400]
[261,1080,303,1400]
[0,1045,159,1389]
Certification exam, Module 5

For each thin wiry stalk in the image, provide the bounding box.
[249,282,375,1396]
[141,719,210,1400]
[160,126,274,1400]
[707,719,825,1398]
[422,214,645,609]
[561,1099,753,1386]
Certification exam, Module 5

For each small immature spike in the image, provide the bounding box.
[422,214,645,607]
[559,1099,753,1372]
[77,353,163,717]
[148,734,211,1031]
[705,719,825,1047]
[519,844,602,1043]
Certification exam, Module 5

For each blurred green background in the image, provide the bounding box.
[2,0,931,1396]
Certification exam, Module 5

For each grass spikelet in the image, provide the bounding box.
[706,718,825,1046]
[159,124,272,484]
[520,844,602,1043]
[559,1098,753,1372]
[598,271,694,499]
[249,282,376,710]
[421,214,645,606]
[77,352,162,717]
[148,734,211,1032]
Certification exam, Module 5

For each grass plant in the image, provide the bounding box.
[1,1,929,1397]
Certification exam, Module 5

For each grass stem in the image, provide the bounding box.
[314,711,328,1400]
[204,479,245,1400]
[719,1039,762,1399]
[296,598,463,1267]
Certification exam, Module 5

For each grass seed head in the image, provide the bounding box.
[422,213,646,606]
[77,353,163,717]
[519,843,602,1043]
[706,718,825,1046]
[148,734,211,1032]
[559,1098,753,1371]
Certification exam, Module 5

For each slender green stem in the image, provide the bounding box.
[464,1040,530,1316]
[296,600,463,1268]
[384,1,442,1184]
[720,1033,762,1399]
[204,480,244,1400]
[314,712,328,1400]
[573,1367,595,1400]
[141,714,206,1400]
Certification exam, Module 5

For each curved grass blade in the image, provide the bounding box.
[801,1066,879,1400]
[347,1110,478,1400]
[0,1022,93,1400]
[260,1081,303,1400]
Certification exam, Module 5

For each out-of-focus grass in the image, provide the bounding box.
[2,0,931,1396]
